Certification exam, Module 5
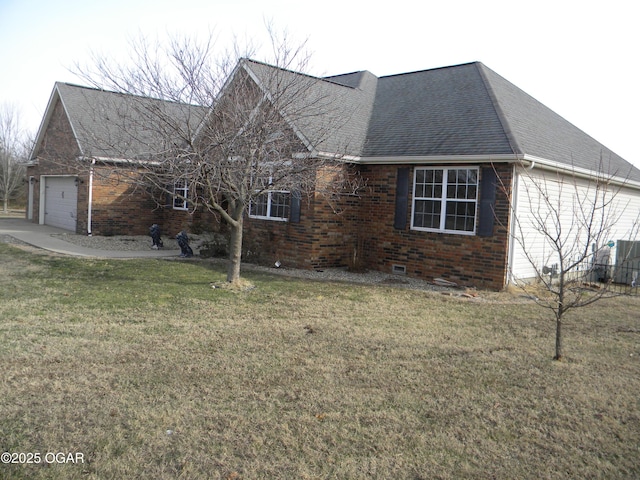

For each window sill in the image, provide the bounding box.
[410,226,476,236]
[249,215,289,222]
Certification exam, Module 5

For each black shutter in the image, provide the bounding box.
[289,191,301,223]
[394,167,410,230]
[477,167,497,237]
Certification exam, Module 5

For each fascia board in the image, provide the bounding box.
[86,155,161,166]
[29,85,64,161]
[30,83,86,162]
[241,61,316,155]
[56,87,85,157]
[357,154,523,165]
[191,60,244,142]
[522,154,640,190]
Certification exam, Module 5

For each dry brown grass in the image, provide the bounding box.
[0,243,639,479]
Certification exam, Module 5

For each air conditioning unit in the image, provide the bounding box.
[614,241,640,286]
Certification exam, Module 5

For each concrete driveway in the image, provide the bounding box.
[0,217,178,258]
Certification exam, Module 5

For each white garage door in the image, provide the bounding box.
[44,176,78,231]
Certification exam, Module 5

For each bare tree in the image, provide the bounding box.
[0,104,28,213]
[73,30,359,284]
[507,159,640,360]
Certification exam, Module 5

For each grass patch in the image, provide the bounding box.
[0,243,639,479]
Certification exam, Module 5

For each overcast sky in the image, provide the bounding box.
[1,0,637,166]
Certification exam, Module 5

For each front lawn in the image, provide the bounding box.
[0,243,638,479]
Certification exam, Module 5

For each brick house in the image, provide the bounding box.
[27,61,640,289]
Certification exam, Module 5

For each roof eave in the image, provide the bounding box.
[82,155,162,166]
[29,83,85,162]
[521,154,640,190]
[357,154,523,165]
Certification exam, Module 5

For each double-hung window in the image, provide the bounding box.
[249,176,290,221]
[173,180,189,210]
[411,167,478,234]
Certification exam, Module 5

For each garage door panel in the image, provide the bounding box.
[44,177,78,231]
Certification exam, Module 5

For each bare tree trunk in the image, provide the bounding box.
[227,214,244,284]
[554,275,565,361]
[554,317,563,361]
[71,32,355,286]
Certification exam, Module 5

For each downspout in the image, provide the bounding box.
[506,158,537,285]
[506,163,521,286]
[87,159,95,236]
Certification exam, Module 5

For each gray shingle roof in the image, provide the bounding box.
[52,82,207,160]
[363,63,516,157]
[477,63,637,179]
[361,61,640,181]
[243,60,377,158]
[36,60,639,183]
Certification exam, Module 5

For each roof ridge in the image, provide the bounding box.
[244,58,362,90]
[56,80,206,109]
[377,61,480,80]
[474,63,523,156]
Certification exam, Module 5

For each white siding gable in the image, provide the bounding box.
[509,167,640,283]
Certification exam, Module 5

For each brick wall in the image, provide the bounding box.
[161,206,221,238]
[27,98,87,233]
[242,165,360,269]
[356,163,513,290]
[240,162,512,290]
[27,97,200,236]
[88,169,161,236]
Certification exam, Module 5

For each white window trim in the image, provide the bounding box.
[173,180,189,211]
[410,166,479,235]
[249,175,290,221]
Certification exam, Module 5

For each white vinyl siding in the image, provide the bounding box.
[509,167,640,283]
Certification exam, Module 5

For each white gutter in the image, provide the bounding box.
[520,154,640,190]
[506,165,520,286]
[357,154,523,165]
[353,152,640,190]
[316,151,362,162]
[91,156,162,166]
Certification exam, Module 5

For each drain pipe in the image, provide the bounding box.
[87,159,95,236]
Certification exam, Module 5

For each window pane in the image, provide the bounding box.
[445,201,475,232]
[173,181,188,209]
[425,185,433,198]
[250,195,268,217]
[269,192,290,218]
[414,200,441,229]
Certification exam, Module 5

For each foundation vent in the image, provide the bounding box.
[392,264,407,275]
